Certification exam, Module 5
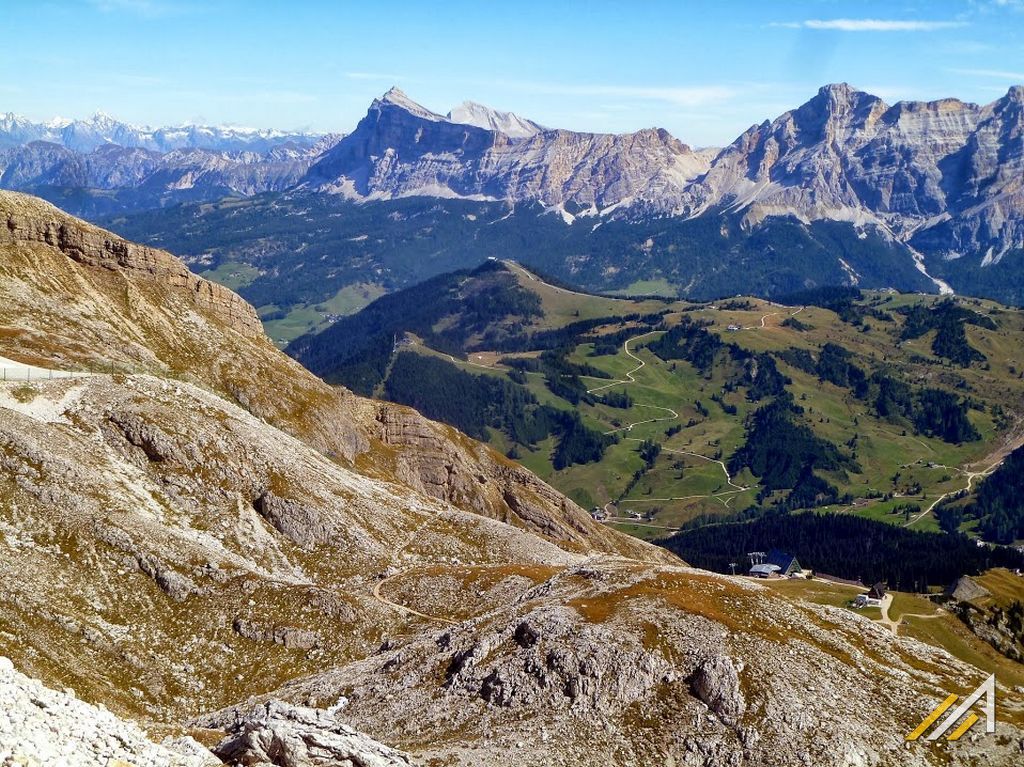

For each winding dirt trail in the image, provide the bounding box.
[372,572,460,626]
[368,516,460,625]
[582,330,755,519]
[582,332,680,435]
[584,331,661,395]
[740,303,803,331]
[875,594,945,636]
[904,420,1024,528]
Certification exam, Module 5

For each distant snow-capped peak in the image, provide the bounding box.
[0,111,325,152]
[447,100,545,138]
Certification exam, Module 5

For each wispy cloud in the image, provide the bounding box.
[948,67,1024,81]
[771,18,967,32]
[86,0,192,18]
[498,81,738,108]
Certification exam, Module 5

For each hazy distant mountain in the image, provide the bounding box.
[0,111,324,152]
[0,134,339,213]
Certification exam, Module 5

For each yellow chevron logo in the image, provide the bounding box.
[906,674,996,741]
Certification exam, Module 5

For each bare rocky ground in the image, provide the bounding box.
[0,191,1022,766]
[0,656,217,767]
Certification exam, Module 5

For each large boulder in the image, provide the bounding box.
[213,701,415,767]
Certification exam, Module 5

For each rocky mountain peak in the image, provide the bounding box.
[376,86,444,121]
[806,82,885,123]
[447,100,545,138]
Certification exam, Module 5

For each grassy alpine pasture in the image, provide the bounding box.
[396,265,1024,542]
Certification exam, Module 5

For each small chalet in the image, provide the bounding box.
[854,582,887,608]
[765,549,802,577]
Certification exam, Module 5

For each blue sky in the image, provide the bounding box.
[2,0,1023,146]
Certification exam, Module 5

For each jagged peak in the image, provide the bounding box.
[376,87,443,121]
[817,82,858,98]
[811,83,883,110]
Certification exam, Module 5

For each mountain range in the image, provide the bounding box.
[3,84,1024,304]
[0,111,324,152]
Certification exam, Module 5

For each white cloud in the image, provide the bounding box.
[772,18,967,32]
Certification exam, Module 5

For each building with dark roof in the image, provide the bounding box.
[766,549,802,577]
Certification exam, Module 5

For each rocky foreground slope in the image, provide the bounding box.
[0,190,651,561]
[0,191,1021,765]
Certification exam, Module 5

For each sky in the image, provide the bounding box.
[2,0,1023,147]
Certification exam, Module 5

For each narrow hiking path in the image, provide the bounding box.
[582,332,680,434]
[503,260,597,299]
[744,312,779,330]
[368,515,460,626]
[584,331,661,395]
[659,444,747,493]
[904,461,1001,528]
[877,594,899,634]
[611,438,749,518]
[372,572,459,626]
[741,304,803,331]
[581,329,754,519]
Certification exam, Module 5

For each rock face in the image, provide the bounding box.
[949,575,991,603]
[688,655,745,724]
[300,88,711,212]
[685,83,1024,265]
[447,101,545,138]
[213,701,415,767]
[0,656,219,767]
[0,371,593,722]
[0,190,262,336]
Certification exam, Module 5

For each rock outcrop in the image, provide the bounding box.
[1,190,261,336]
[0,656,219,767]
[949,575,991,603]
[205,561,1024,766]
[212,701,415,767]
[688,655,745,724]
